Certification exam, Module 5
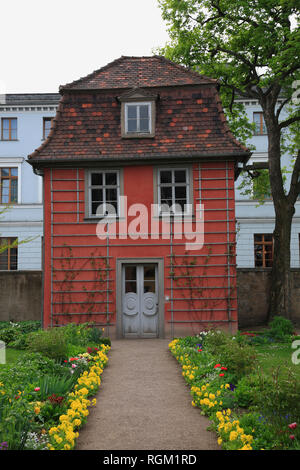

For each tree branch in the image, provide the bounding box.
[288,149,300,205]
[279,115,300,130]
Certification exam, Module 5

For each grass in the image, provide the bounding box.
[0,348,26,368]
[255,342,300,379]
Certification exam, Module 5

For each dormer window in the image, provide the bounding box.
[119,88,157,138]
[125,102,151,134]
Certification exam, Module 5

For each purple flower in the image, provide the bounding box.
[0,442,8,450]
[229,383,236,392]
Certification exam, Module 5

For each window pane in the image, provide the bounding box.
[106,188,117,201]
[11,119,17,129]
[10,129,17,140]
[1,180,9,203]
[264,234,273,242]
[127,106,137,119]
[175,186,186,199]
[160,171,172,184]
[11,168,18,177]
[10,246,17,270]
[91,189,103,202]
[144,265,156,280]
[127,119,137,132]
[125,281,137,293]
[139,105,149,118]
[160,186,172,200]
[2,129,9,140]
[0,249,8,270]
[92,202,102,215]
[144,281,155,293]
[125,266,136,281]
[11,179,18,202]
[2,119,9,130]
[139,118,149,132]
[105,172,117,186]
[175,170,186,183]
[1,168,9,177]
[91,173,103,186]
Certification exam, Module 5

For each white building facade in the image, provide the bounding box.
[235,97,300,268]
[0,94,59,270]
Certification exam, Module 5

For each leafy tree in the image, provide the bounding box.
[158,0,300,319]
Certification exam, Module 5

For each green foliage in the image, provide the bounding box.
[32,374,79,401]
[268,316,294,340]
[0,399,35,450]
[0,327,21,345]
[201,329,229,354]
[60,322,103,347]
[0,321,41,347]
[27,328,68,361]
[217,340,257,383]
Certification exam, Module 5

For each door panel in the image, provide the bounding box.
[122,263,158,337]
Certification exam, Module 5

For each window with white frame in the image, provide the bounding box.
[125,102,152,135]
[157,168,191,214]
[87,170,120,217]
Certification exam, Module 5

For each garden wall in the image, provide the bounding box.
[1,269,300,328]
[237,268,300,328]
[0,271,42,322]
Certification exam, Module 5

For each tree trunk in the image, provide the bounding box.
[265,101,294,320]
[268,201,294,319]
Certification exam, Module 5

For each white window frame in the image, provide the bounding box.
[157,167,192,216]
[124,102,152,135]
[87,169,120,218]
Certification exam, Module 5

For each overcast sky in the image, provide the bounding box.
[1,0,170,94]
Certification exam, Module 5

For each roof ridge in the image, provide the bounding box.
[60,55,216,91]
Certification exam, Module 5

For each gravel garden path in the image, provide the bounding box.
[76,339,219,450]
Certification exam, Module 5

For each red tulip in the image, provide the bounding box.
[288,423,297,430]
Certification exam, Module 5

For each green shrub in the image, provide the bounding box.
[0,327,21,345]
[27,328,68,361]
[234,373,273,408]
[268,316,294,341]
[100,337,111,347]
[202,329,229,354]
[217,338,258,383]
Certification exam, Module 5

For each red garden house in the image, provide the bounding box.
[28,56,250,339]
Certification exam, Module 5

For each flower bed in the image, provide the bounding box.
[47,345,109,450]
[169,324,300,450]
[0,322,110,450]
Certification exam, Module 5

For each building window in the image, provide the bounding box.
[0,238,18,270]
[0,167,18,203]
[1,118,17,140]
[125,102,152,135]
[253,112,267,135]
[43,117,53,139]
[158,168,191,214]
[254,234,273,267]
[87,170,120,217]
